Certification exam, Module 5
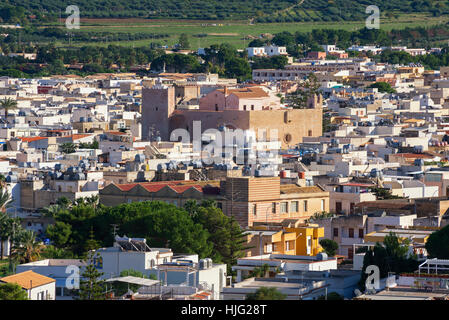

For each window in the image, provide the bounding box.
[217,202,223,209]
[280,202,288,213]
[321,199,325,211]
[265,243,273,253]
[359,229,364,239]
[308,130,312,137]
[252,204,257,216]
[215,104,218,111]
[303,200,308,212]
[251,105,254,110]
[286,241,293,251]
[272,202,276,214]
[243,105,247,110]
[290,201,299,212]
[333,228,339,237]
[349,228,354,238]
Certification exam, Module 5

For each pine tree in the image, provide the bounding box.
[78,251,106,300]
[224,216,248,273]
[84,227,100,253]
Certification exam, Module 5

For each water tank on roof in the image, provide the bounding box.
[167,162,175,170]
[414,159,425,167]
[74,173,86,180]
[193,161,202,169]
[6,174,18,183]
[316,252,328,261]
[135,154,145,163]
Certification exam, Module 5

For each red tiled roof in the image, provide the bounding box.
[396,153,434,159]
[70,134,92,141]
[19,137,47,142]
[114,181,204,194]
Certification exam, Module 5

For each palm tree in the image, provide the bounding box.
[0,98,18,119]
[10,230,44,264]
[0,186,13,258]
[0,186,12,213]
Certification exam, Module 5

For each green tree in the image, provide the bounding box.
[425,224,449,259]
[245,287,286,300]
[359,233,418,290]
[368,82,396,94]
[188,201,247,271]
[286,73,321,109]
[319,239,339,257]
[45,222,72,248]
[113,269,147,296]
[178,33,190,49]
[10,230,44,264]
[0,186,14,258]
[78,251,106,300]
[0,283,28,300]
[60,142,77,154]
[0,97,17,119]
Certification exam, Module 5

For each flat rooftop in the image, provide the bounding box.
[356,287,449,300]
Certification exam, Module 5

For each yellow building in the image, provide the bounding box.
[244,223,324,257]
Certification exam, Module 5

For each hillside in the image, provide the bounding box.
[1,0,448,21]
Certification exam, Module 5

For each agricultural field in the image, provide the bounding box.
[52,14,449,49]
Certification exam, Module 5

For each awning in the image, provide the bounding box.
[105,276,160,287]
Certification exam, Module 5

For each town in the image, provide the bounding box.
[2,27,449,302]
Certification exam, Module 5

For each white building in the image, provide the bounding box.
[246,45,287,58]
[0,270,56,300]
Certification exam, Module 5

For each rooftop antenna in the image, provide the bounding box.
[111,224,119,238]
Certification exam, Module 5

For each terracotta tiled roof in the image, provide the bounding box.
[280,185,325,194]
[396,153,434,159]
[19,137,47,143]
[218,87,269,99]
[71,134,92,141]
[0,271,55,289]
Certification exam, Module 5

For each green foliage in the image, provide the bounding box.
[0,283,28,300]
[45,222,72,248]
[186,200,247,272]
[78,251,106,300]
[425,224,449,259]
[10,230,44,264]
[251,264,270,278]
[0,97,18,118]
[369,187,403,200]
[359,233,419,290]
[79,140,99,149]
[245,287,286,300]
[178,33,190,50]
[286,73,321,109]
[368,82,396,94]
[41,245,75,259]
[60,142,77,154]
[251,55,288,70]
[1,1,447,21]
[113,269,147,296]
[319,239,338,257]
